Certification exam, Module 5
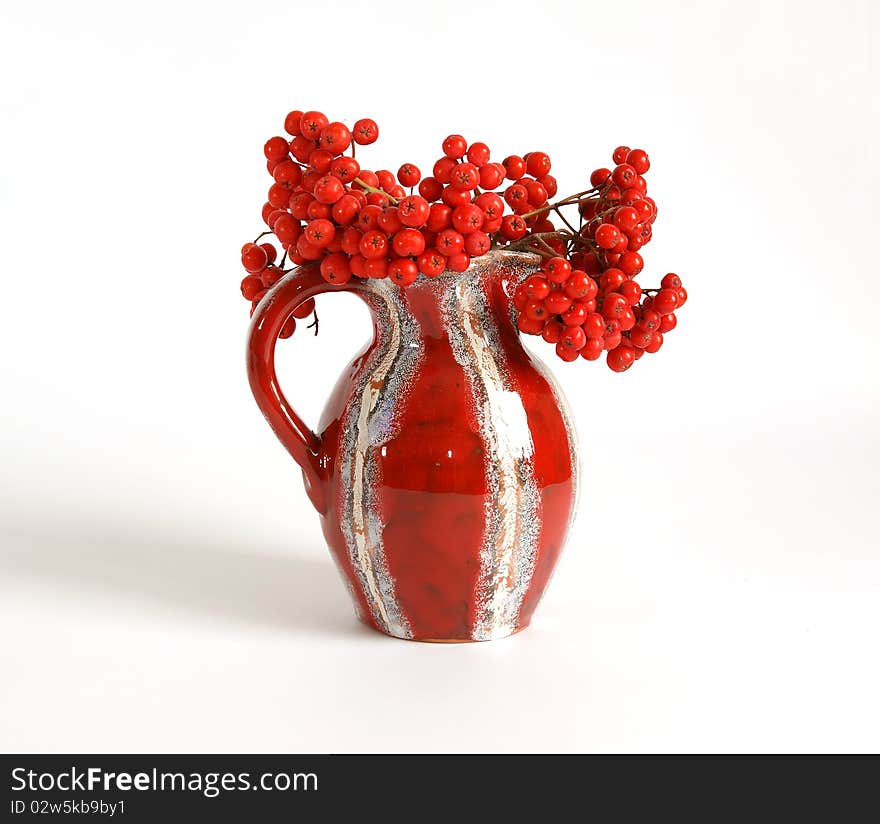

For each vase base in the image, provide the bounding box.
[358,617,530,643]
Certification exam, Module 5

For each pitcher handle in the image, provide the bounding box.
[246,265,356,514]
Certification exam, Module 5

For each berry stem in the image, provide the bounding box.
[534,238,559,258]
[354,177,399,204]
[507,230,572,257]
[519,188,597,220]
[553,206,578,235]
[508,230,572,250]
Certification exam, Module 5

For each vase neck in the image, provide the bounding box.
[359,251,540,346]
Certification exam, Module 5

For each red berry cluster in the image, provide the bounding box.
[511,145,687,371]
[240,112,686,371]
[240,240,317,337]
[516,256,682,370]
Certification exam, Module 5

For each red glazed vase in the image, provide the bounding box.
[247,250,578,642]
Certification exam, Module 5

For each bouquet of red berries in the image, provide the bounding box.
[240,109,687,372]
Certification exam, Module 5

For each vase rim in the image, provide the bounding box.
[456,248,542,274]
[280,249,543,292]
[398,248,543,287]
[378,249,544,293]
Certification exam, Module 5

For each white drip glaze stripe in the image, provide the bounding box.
[444,272,541,641]
[506,264,580,568]
[338,282,422,639]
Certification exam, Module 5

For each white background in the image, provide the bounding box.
[1,0,878,753]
